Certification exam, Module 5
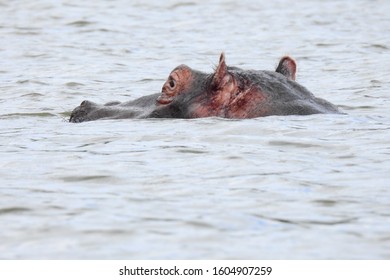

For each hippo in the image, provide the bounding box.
[69,53,340,122]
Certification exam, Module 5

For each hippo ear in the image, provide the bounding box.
[211,52,230,89]
[275,56,297,80]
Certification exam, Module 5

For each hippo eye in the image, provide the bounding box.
[169,79,176,89]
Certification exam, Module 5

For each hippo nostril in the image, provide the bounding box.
[80,100,88,106]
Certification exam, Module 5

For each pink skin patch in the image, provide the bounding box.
[157,65,193,105]
[276,56,297,80]
[190,84,268,118]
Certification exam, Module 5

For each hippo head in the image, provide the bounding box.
[155,53,298,118]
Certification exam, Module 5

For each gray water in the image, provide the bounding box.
[1,0,389,259]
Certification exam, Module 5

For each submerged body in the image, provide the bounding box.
[69,54,340,122]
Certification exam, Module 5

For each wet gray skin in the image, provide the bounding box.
[69,93,160,123]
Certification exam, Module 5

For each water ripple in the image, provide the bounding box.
[253,214,358,227]
[0,207,32,215]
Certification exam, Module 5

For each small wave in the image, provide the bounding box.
[268,140,322,148]
[176,148,208,154]
[67,20,95,27]
[21,92,44,98]
[0,207,32,215]
[17,79,49,85]
[169,2,196,9]
[0,112,56,119]
[65,82,85,88]
[59,175,116,183]
[253,213,358,227]
[368,44,388,50]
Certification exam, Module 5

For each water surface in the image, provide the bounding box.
[0,0,389,259]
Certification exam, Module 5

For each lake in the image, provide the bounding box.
[0,0,389,259]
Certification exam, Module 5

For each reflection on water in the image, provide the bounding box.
[0,0,390,259]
